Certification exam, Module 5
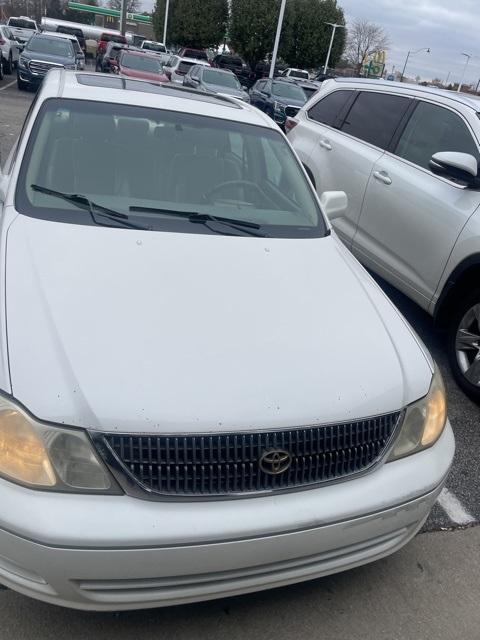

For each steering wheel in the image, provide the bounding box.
[203,180,272,207]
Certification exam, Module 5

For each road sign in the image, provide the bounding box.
[67,2,152,23]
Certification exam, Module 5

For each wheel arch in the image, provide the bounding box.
[434,254,480,329]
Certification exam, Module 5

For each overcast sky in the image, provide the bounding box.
[140,0,479,84]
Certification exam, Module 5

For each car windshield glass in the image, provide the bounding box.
[302,86,317,98]
[16,98,327,239]
[203,69,240,89]
[272,82,307,100]
[122,53,162,73]
[178,61,195,73]
[27,36,73,57]
[289,70,309,79]
[9,18,36,29]
[143,42,165,52]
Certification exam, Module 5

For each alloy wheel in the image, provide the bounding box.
[455,303,480,386]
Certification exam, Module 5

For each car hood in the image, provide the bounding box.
[5,216,432,433]
[21,49,73,65]
[120,67,168,82]
[274,95,305,107]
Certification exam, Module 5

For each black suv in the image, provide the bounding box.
[212,54,252,87]
[17,33,78,90]
[249,78,308,128]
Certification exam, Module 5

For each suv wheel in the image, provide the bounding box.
[4,53,12,75]
[447,289,480,403]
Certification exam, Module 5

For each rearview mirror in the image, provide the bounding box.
[429,152,479,187]
[320,191,348,221]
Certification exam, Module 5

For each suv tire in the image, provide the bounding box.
[447,289,480,403]
[17,73,28,91]
[4,53,12,75]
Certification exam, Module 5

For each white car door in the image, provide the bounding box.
[302,89,412,247]
[352,99,480,310]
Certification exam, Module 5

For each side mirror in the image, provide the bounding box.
[320,190,348,221]
[429,152,478,187]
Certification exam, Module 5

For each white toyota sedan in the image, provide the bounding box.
[0,70,453,611]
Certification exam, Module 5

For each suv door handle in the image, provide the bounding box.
[373,170,392,185]
[319,139,332,151]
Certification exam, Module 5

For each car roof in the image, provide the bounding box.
[120,49,160,59]
[180,57,210,65]
[40,70,277,130]
[329,77,480,111]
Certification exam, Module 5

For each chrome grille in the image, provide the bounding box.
[285,106,300,117]
[28,60,64,76]
[100,412,401,498]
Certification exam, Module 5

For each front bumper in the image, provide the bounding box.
[17,69,42,86]
[0,422,454,610]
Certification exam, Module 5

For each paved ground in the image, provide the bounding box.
[0,75,479,633]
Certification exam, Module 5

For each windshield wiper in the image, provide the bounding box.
[31,185,149,231]
[129,205,266,237]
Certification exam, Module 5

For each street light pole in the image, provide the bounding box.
[269,0,287,80]
[163,0,170,47]
[119,0,128,36]
[323,22,345,75]
[400,47,430,82]
[457,53,471,93]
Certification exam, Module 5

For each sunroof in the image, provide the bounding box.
[75,74,241,108]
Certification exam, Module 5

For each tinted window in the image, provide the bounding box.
[178,61,195,74]
[395,101,479,170]
[308,90,352,127]
[142,41,166,52]
[121,53,162,73]
[289,70,309,79]
[16,98,327,239]
[27,36,74,57]
[203,69,239,89]
[8,18,36,29]
[341,92,411,149]
[272,82,306,101]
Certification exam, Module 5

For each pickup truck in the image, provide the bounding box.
[6,16,38,44]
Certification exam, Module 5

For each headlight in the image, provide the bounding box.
[274,101,286,113]
[388,366,447,461]
[18,56,28,69]
[0,394,119,493]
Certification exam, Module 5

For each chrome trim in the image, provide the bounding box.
[28,59,64,76]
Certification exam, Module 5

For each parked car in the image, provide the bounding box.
[140,39,166,54]
[6,16,38,44]
[177,47,208,62]
[16,32,77,90]
[112,49,168,83]
[281,67,310,80]
[96,41,128,73]
[250,78,308,127]
[0,24,21,75]
[0,68,453,611]
[164,55,209,83]
[95,32,127,69]
[183,65,249,101]
[288,77,480,402]
[47,31,85,70]
[313,71,337,82]
[211,53,251,86]
[55,25,86,56]
[281,76,321,100]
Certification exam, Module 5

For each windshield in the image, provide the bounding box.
[143,41,166,52]
[8,17,36,29]
[302,86,317,98]
[203,69,240,89]
[289,70,309,79]
[122,53,162,73]
[27,36,74,57]
[272,82,307,101]
[16,98,327,239]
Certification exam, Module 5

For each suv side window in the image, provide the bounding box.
[341,91,411,150]
[395,101,479,170]
[308,90,353,128]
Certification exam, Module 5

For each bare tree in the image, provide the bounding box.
[108,0,141,13]
[346,19,390,76]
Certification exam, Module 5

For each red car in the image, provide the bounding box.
[111,50,169,83]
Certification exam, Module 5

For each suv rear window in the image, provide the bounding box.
[341,91,411,150]
[308,90,352,127]
[102,34,126,44]
[184,49,208,61]
[8,18,36,29]
[178,61,195,74]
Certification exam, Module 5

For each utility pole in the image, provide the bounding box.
[269,0,287,79]
[119,0,128,36]
[323,23,345,75]
[400,47,430,82]
[163,0,170,46]
[457,53,471,93]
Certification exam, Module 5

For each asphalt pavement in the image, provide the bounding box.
[0,75,479,635]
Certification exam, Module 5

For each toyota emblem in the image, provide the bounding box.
[259,449,292,475]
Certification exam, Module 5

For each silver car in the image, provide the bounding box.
[183,65,250,102]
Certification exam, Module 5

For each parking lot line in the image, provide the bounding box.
[0,80,17,92]
[437,487,475,525]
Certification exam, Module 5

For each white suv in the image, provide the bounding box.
[0,25,20,75]
[289,78,480,402]
[0,70,452,610]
